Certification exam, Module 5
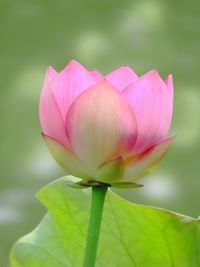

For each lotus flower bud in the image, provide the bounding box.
[39,60,175,186]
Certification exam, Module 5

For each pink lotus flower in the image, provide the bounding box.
[39,60,175,186]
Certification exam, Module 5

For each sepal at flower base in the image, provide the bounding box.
[60,176,90,189]
[95,157,124,184]
[111,181,143,188]
[64,177,110,189]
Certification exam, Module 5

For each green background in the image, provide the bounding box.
[0,0,200,266]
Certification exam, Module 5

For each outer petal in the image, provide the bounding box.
[89,69,103,82]
[105,66,138,92]
[39,67,69,147]
[43,134,93,179]
[123,70,173,154]
[51,60,96,120]
[124,135,176,181]
[66,80,137,171]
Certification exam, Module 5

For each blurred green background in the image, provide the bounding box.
[0,0,200,266]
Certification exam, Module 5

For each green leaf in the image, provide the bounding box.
[10,176,200,267]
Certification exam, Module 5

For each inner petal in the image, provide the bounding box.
[66,80,137,171]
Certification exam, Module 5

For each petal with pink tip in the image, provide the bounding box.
[105,66,138,92]
[51,60,96,121]
[43,134,93,179]
[89,69,103,82]
[123,70,173,154]
[66,80,137,170]
[124,135,176,181]
[39,67,69,147]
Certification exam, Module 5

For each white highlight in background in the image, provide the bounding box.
[142,173,179,200]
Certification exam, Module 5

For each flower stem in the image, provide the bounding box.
[82,185,108,267]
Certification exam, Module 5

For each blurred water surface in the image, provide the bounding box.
[0,0,200,266]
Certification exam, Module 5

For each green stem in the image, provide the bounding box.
[82,185,108,267]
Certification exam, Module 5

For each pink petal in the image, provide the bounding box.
[44,66,58,82]
[43,134,93,179]
[39,67,69,147]
[105,65,138,92]
[124,135,176,181]
[89,69,103,82]
[66,80,137,171]
[123,70,173,154]
[51,60,96,121]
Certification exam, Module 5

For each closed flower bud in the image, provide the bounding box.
[39,60,175,186]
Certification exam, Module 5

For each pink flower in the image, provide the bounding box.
[39,60,175,186]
